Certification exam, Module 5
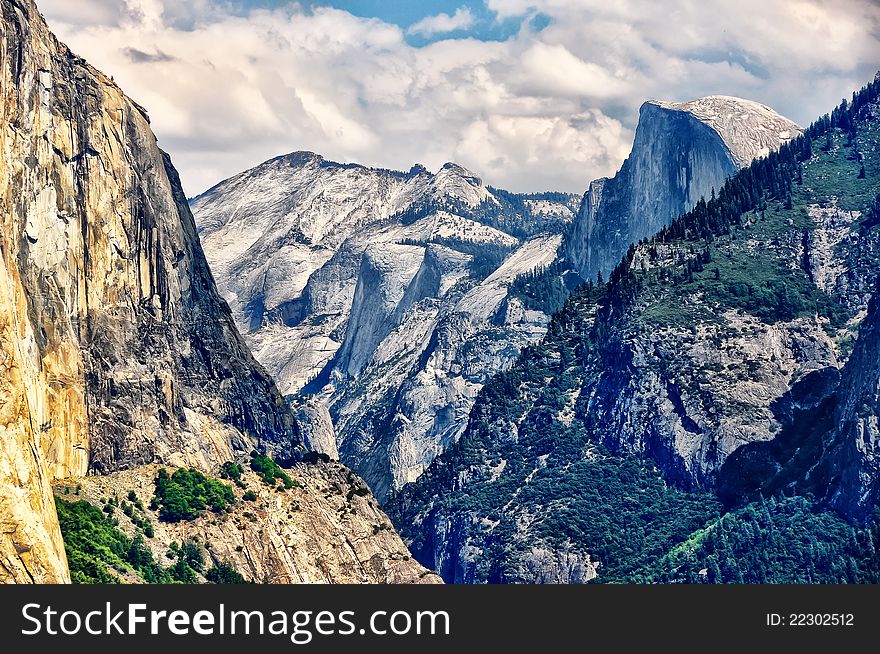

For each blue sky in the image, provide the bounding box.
[306,1,488,30]
[241,1,541,45]
[38,0,880,195]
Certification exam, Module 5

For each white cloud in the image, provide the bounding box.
[407,7,475,37]
[37,0,880,196]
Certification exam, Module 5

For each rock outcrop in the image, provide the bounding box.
[564,96,801,284]
[719,283,880,524]
[0,0,434,584]
[61,462,438,584]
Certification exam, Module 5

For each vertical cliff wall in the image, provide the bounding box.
[0,0,435,584]
[826,288,880,521]
[0,0,300,582]
[564,96,801,283]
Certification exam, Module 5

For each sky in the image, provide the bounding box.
[37,0,880,196]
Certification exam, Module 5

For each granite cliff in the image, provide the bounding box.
[0,0,435,584]
[564,96,801,284]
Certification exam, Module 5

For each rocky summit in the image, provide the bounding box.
[564,95,802,285]
[193,153,578,500]
[0,0,436,584]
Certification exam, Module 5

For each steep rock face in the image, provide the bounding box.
[580,311,839,488]
[334,235,562,500]
[293,397,339,459]
[564,96,801,283]
[193,155,577,500]
[826,289,880,520]
[720,285,880,524]
[0,0,433,584]
[335,244,426,378]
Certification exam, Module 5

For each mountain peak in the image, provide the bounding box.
[565,92,801,283]
[643,95,802,167]
[281,150,324,165]
[440,161,477,175]
[432,162,489,206]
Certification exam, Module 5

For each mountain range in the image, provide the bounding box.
[388,77,880,583]
[192,154,578,499]
[3,0,878,586]
[192,94,801,504]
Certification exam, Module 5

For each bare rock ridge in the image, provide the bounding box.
[0,0,435,584]
[193,153,577,500]
[563,95,802,284]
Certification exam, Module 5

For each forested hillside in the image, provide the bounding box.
[388,76,880,584]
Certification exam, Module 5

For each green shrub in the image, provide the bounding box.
[205,561,248,584]
[169,558,196,583]
[220,461,245,487]
[55,497,171,584]
[250,452,298,490]
[152,468,235,522]
[178,538,205,572]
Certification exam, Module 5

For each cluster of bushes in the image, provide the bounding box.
[205,561,248,584]
[164,538,205,583]
[151,468,235,522]
[120,498,154,538]
[56,498,171,584]
[250,452,297,490]
[220,461,245,487]
[57,496,250,585]
[164,538,248,584]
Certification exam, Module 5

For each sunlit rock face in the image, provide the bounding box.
[0,0,435,584]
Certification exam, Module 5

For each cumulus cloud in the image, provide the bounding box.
[122,47,176,63]
[37,0,880,196]
[408,7,475,37]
